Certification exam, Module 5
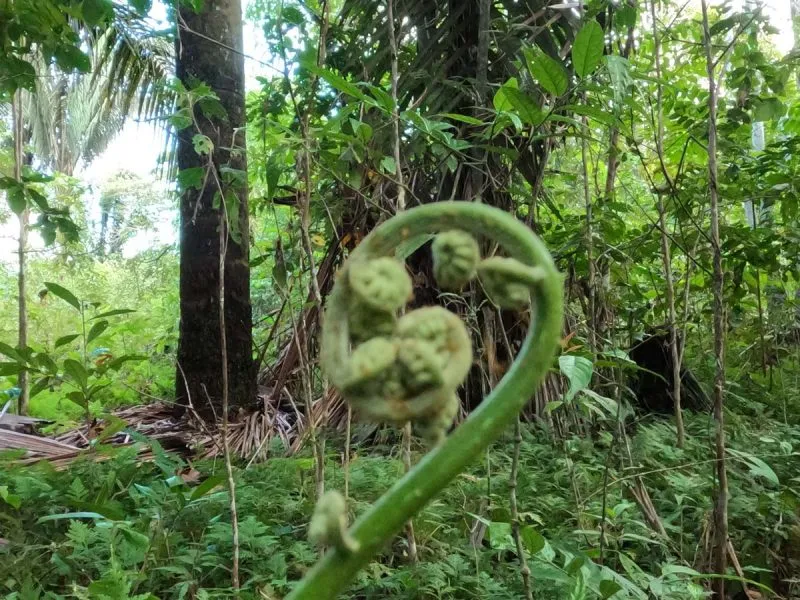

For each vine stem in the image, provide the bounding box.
[288,202,562,599]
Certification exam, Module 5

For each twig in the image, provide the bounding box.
[217,206,240,591]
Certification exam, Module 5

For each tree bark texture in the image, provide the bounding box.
[175,0,255,418]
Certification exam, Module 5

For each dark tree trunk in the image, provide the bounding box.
[174,0,255,418]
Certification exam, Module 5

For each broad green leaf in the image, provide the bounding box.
[178,167,205,192]
[494,79,545,125]
[559,355,593,402]
[0,362,22,376]
[525,47,568,96]
[605,55,632,106]
[395,233,434,260]
[487,521,514,550]
[87,320,109,344]
[63,359,89,388]
[0,342,25,363]
[599,579,622,598]
[44,282,81,311]
[7,186,26,214]
[728,448,779,485]
[190,473,227,500]
[520,525,545,554]
[568,570,586,600]
[81,0,114,26]
[55,334,80,348]
[380,156,397,175]
[67,390,88,408]
[0,486,21,509]
[30,377,51,398]
[192,134,214,155]
[53,45,91,73]
[572,21,605,77]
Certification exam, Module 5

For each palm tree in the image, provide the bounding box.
[10,10,173,414]
[23,16,173,175]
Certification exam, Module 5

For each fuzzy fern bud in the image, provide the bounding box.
[308,490,360,554]
[347,302,397,344]
[348,257,412,312]
[432,230,480,290]
[341,337,398,398]
[477,257,545,310]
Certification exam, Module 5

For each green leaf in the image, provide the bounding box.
[752,97,785,122]
[177,167,205,192]
[0,362,22,376]
[81,0,114,26]
[728,448,779,485]
[494,79,545,126]
[439,112,486,126]
[53,45,90,73]
[559,355,593,402]
[0,486,21,509]
[281,6,305,26]
[520,525,545,554]
[190,473,226,500]
[36,511,106,523]
[7,186,26,214]
[599,579,622,598]
[616,5,637,28]
[0,342,25,363]
[192,134,214,155]
[55,334,80,348]
[86,320,109,344]
[380,156,397,175]
[44,282,81,311]
[395,233,434,260]
[63,359,89,389]
[525,47,568,96]
[91,309,136,320]
[572,21,605,77]
[0,57,36,93]
[30,377,51,398]
[34,353,58,373]
[131,0,152,14]
[66,390,88,408]
[106,355,146,371]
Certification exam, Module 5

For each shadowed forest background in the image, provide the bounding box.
[1,0,800,598]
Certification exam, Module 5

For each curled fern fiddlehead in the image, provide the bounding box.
[308,490,360,554]
[291,202,563,599]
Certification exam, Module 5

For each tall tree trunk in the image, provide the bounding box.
[174,0,255,418]
[700,0,729,594]
[12,92,29,416]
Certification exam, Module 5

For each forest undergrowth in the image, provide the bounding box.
[2,398,800,599]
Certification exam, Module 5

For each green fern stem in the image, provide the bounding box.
[288,202,563,599]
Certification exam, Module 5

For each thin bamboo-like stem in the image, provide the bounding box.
[650,0,685,448]
[700,1,730,594]
[510,419,534,600]
[12,92,29,416]
[218,208,240,592]
[387,0,405,211]
[581,116,596,350]
[401,423,418,563]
